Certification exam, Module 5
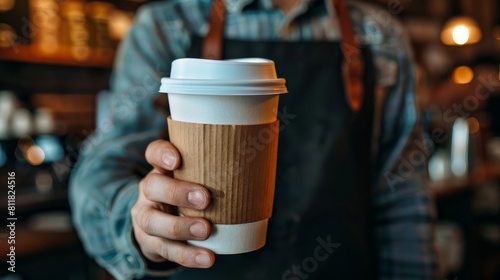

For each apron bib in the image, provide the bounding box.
[171,1,377,278]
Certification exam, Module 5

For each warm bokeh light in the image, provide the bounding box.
[0,23,16,48]
[452,66,474,84]
[452,25,470,45]
[0,0,15,12]
[441,17,482,46]
[467,117,480,134]
[109,10,134,40]
[26,145,45,166]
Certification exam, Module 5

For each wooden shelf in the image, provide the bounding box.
[0,223,79,260]
[0,44,115,68]
[430,164,500,198]
[0,188,70,221]
[16,189,69,212]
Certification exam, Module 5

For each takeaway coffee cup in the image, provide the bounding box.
[159,58,287,254]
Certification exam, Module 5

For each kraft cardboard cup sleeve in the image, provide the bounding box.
[159,58,288,254]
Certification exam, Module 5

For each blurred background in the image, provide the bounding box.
[0,0,499,279]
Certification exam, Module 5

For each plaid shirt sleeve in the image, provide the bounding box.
[369,16,438,279]
[68,4,179,279]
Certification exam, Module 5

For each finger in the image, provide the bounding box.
[153,238,215,268]
[140,173,210,209]
[134,225,213,268]
[137,207,211,240]
[145,139,181,172]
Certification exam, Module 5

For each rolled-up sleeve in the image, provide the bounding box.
[372,22,437,279]
[70,132,157,279]
[69,4,175,279]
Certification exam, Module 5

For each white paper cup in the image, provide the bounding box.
[160,58,287,254]
[160,58,287,125]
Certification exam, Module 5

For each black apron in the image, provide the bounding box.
[170,1,376,279]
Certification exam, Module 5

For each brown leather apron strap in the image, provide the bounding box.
[333,0,365,112]
[202,0,226,59]
[202,0,364,111]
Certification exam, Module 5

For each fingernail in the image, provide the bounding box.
[188,190,206,208]
[195,253,211,267]
[190,222,207,238]
[162,149,176,169]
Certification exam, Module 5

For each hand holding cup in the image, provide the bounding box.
[131,139,215,268]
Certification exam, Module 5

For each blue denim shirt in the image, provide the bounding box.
[69,0,436,279]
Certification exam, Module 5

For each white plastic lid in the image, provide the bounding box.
[159,58,287,95]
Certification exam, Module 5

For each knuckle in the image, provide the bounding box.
[164,181,182,205]
[159,241,172,261]
[167,218,183,239]
[176,247,192,266]
[141,175,156,200]
[140,209,154,234]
